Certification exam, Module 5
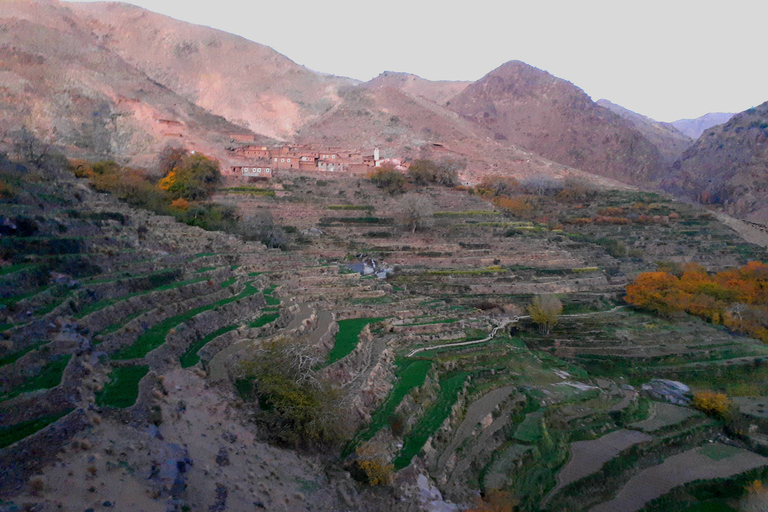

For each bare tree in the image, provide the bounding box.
[528,294,563,334]
[12,127,51,168]
[398,193,434,233]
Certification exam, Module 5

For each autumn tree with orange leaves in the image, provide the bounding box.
[625,261,768,342]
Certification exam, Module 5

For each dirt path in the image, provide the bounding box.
[590,444,768,512]
[714,211,768,249]
[406,306,626,358]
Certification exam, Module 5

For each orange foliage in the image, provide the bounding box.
[595,216,632,225]
[597,207,625,216]
[692,391,732,420]
[466,490,517,512]
[170,198,190,210]
[625,262,768,341]
[492,196,533,217]
[158,171,177,191]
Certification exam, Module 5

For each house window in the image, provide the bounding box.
[332,155,336,159]
[274,158,278,161]
[281,158,285,162]
[287,158,291,162]
[257,168,261,173]
[243,168,249,172]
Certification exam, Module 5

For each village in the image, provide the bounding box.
[223,142,408,180]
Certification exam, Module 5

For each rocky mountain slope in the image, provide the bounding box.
[665,101,768,225]
[68,1,358,140]
[0,0,267,167]
[672,112,735,139]
[597,99,693,166]
[448,61,665,185]
[364,71,470,105]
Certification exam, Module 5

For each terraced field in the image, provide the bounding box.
[2,167,768,511]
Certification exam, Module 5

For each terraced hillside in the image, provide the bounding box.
[2,160,768,511]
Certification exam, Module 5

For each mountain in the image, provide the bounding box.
[0,0,268,166]
[448,61,665,185]
[68,1,358,140]
[672,112,735,139]
[364,71,470,105]
[665,101,768,225]
[596,99,693,166]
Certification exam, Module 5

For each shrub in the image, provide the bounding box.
[369,165,407,194]
[170,198,190,210]
[354,443,394,485]
[692,391,733,420]
[239,336,351,448]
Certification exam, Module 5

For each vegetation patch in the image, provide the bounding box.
[0,408,74,449]
[327,317,384,364]
[180,324,239,368]
[112,281,259,360]
[0,354,71,401]
[393,372,468,470]
[96,365,149,408]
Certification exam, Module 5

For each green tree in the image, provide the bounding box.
[369,164,407,194]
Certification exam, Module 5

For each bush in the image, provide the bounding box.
[239,336,351,448]
[369,166,407,194]
[692,391,733,420]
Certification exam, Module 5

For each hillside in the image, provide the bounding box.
[597,99,693,165]
[672,112,735,139]
[665,101,768,225]
[68,1,358,140]
[2,150,768,510]
[448,61,665,185]
[364,71,470,105]
[0,0,264,167]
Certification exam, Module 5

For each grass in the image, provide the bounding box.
[393,372,468,470]
[427,266,506,276]
[0,340,47,367]
[0,354,72,401]
[111,282,259,360]
[514,410,546,442]
[249,313,279,328]
[180,324,239,368]
[347,359,432,453]
[699,443,744,461]
[220,277,237,288]
[221,186,276,197]
[0,262,36,276]
[325,205,374,211]
[96,365,149,408]
[327,317,384,364]
[433,210,499,216]
[74,276,210,319]
[0,408,74,449]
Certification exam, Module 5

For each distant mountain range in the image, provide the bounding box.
[0,0,764,224]
[664,102,768,225]
[672,112,736,139]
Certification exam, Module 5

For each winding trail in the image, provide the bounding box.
[405,306,626,357]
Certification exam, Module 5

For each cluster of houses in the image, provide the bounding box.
[223,144,407,180]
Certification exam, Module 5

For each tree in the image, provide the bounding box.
[528,294,562,334]
[158,152,221,200]
[12,127,50,167]
[157,145,188,177]
[238,211,286,249]
[398,193,434,233]
[369,164,407,194]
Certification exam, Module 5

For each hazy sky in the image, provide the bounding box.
[69,0,767,122]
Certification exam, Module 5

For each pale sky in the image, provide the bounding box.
[69,0,767,122]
